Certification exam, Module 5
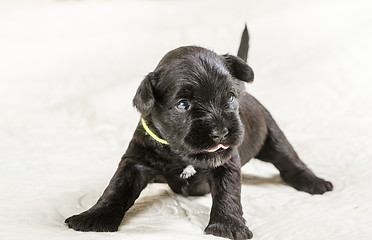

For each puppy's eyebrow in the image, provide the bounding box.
[230,87,238,94]
[175,84,194,100]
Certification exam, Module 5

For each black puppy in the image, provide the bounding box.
[65,27,333,239]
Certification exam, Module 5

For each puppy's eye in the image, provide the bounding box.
[228,92,236,103]
[176,100,190,111]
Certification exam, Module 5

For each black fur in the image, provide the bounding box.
[65,26,333,239]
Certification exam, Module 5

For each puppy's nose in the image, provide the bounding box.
[211,128,229,143]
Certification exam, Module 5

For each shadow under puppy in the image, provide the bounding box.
[65,26,333,239]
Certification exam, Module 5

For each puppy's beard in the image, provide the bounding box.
[177,130,244,168]
[165,117,244,168]
[182,147,234,169]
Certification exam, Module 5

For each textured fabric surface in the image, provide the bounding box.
[1,0,371,239]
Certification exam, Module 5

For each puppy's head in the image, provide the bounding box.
[133,46,254,168]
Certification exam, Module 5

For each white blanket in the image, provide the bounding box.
[1,0,371,239]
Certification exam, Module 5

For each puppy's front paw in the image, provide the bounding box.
[205,222,253,240]
[65,207,124,232]
[283,170,333,195]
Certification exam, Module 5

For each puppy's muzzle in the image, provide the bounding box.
[211,128,229,143]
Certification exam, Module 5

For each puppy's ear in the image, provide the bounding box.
[222,54,254,83]
[133,72,157,116]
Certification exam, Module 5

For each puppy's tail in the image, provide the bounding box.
[237,24,249,62]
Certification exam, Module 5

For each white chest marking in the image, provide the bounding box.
[180,165,196,179]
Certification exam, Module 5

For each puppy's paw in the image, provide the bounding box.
[65,207,124,232]
[283,170,333,195]
[205,222,253,240]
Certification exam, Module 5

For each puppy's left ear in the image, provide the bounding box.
[133,72,157,117]
[222,54,254,83]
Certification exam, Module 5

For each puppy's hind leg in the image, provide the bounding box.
[255,111,333,195]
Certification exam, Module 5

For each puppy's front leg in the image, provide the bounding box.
[65,157,154,232]
[205,150,253,240]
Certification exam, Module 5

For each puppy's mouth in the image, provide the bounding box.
[205,144,229,153]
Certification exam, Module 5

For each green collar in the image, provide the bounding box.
[141,118,169,145]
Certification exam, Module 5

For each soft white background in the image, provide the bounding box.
[1,0,371,239]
